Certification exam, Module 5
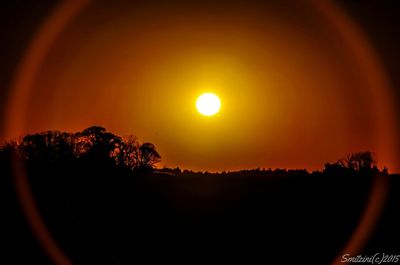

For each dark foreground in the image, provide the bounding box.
[1,155,400,265]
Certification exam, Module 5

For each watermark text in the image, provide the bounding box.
[342,253,400,264]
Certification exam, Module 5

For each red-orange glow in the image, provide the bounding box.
[4,1,398,173]
[3,1,398,264]
[7,3,90,265]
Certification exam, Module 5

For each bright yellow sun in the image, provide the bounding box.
[196,93,221,116]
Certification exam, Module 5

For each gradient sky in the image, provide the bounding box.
[2,0,398,172]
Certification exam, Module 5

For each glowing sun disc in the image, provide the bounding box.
[196,93,221,116]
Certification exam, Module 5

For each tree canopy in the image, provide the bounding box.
[3,126,161,171]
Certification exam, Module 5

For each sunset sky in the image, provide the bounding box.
[1,0,398,172]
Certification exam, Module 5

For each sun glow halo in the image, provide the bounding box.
[196,93,221,116]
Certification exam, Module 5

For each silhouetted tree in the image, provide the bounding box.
[343,152,375,171]
[19,131,74,161]
[1,140,18,152]
[324,151,376,173]
[75,126,122,163]
[121,135,161,170]
[323,161,347,174]
[137,143,161,169]
[121,135,139,170]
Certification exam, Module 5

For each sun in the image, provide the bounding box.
[196,93,221,116]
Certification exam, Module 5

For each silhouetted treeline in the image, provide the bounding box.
[0,126,384,177]
[0,128,399,265]
[2,126,161,171]
[158,151,384,177]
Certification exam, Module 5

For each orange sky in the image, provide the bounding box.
[4,1,398,172]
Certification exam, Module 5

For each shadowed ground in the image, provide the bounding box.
[1,128,399,264]
[2,160,399,264]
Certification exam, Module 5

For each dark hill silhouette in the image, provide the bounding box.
[0,126,399,265]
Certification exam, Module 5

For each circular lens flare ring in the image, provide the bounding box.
[3,0,398,264]
[196,93,221,116]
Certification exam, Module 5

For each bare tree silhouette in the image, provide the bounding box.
[121,135,161,170]
[343,151,375,171]
[324,151,377,173]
